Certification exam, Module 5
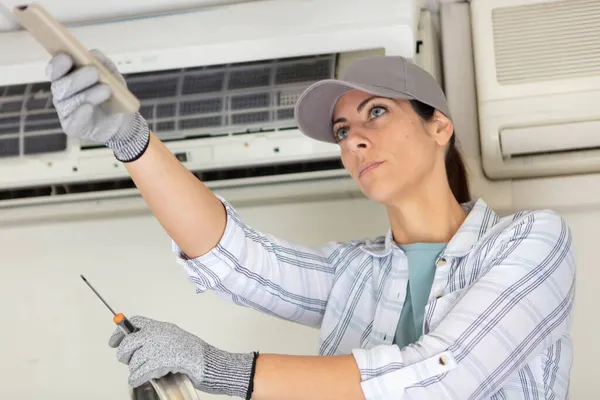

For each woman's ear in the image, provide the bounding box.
[432,110,454,147]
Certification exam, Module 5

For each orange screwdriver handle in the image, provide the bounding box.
[113,313,139,334]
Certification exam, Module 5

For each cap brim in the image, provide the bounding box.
[294,79,413,144]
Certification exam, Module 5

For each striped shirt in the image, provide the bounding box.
[173,196,575,399]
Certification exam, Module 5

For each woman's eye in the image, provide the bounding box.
[335,127,349,141]
[369,106,387,119]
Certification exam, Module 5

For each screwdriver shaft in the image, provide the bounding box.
[81,275,139,335]
[80,274,117,316]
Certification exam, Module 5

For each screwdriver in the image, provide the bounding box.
[80,274,139,334]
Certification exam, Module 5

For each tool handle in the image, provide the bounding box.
[114,313,139,334]
[13,4,141,115]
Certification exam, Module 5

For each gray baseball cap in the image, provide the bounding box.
[294,56,452,144]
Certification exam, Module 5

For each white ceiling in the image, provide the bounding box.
[0,0,257,32]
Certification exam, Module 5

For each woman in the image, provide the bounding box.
[47,51,575,399]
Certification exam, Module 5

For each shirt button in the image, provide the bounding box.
[436,293,443,299]
[436,257,447,267]
[439,355,448,365]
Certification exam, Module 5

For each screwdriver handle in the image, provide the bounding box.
[113,313,139,334]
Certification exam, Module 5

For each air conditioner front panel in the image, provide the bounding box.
[471,0,600,103]
[0,0,419,85]
[0,0,250,32]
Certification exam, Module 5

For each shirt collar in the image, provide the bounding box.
[360,198,500,258]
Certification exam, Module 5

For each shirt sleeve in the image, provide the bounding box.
[351,210,575,399]
[172,195,346,328]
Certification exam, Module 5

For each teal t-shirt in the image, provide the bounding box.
[393,242,447,348]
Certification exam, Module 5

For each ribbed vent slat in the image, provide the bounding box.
[493,0,600,85]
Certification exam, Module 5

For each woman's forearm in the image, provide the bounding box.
[124,132,226,258]
[252,354,365,400]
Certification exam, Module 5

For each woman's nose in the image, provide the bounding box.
[346,130,370,151]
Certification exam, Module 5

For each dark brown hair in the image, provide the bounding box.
[409,100,471,203]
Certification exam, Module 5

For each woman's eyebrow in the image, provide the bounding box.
[332,117,348,126]
[356,96,380,113]
[332,96,383,126]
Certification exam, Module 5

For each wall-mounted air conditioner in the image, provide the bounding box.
[0,0,438,208]
[471,0,600,180]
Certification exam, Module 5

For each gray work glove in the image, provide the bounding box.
[109,316,258,398]
[46,50,150,162]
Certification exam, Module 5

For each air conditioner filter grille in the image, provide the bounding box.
[492,0,600,85]
[0,54,336,157]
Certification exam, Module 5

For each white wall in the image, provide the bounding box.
[563,208,600,400]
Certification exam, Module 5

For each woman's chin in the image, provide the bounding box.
[359,180,402,205]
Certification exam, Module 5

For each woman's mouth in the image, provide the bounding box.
[359,161,384,178]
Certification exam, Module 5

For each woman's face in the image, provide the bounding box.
[332,90,453,205]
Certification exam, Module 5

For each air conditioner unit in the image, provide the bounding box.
[0,0,437,209]
[472,0,600,180]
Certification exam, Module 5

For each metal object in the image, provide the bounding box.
[81,275,202,400]
[133,374,201,400]
[80,275,117,314]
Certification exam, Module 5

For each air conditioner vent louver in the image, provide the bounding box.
[0,158,344,202]
[0,53,336,157]
[492,0,600,85]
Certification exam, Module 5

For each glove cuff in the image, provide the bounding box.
[106,113,151,163]
[201,345,257,398]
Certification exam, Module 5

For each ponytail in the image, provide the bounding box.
[444,134,471,203]
[409,100,471,203]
